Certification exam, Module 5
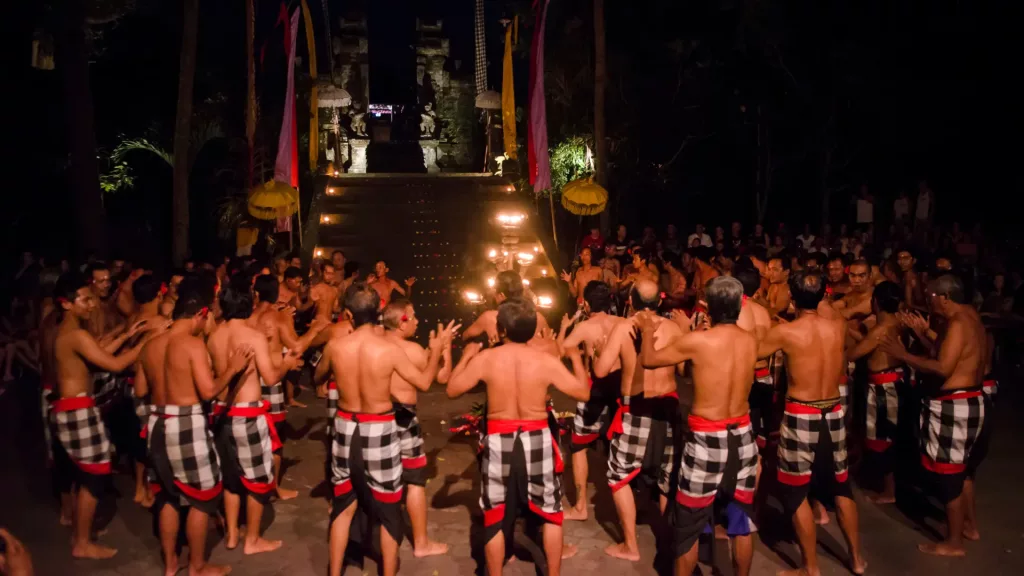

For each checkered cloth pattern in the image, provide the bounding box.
[92,371,119,412]
[571,398,613,445]
[676,414,757,508]
[51,395,112,474]
[260,377,286,421]
[474,0,487,94]
[749,367,775,449]
[224,401,276,491]
[777,399,848,486]
[480,419,563,526]
[865,368,903,452]
[982,377,998,400]
[331,410,403,502]
[920,389,985,474]
[607,396,675,495]
[395,403,426,469]
[837,361,856,415]
[147,404,221,497]
[326,380,339,420]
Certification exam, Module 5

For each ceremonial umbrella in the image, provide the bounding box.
[318,82,352,108]
[248,179,299,220]
[561,177,608,216]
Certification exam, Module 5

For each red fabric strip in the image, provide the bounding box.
[552,436,564,474]
[777,470,811,486]
[675,491,715,508]
[755,367,770,378]
[335,410,395,423]
[688,413,751,432]
[755,436,766,449]
[785,401,840,416]
[483,504,506,527]
[402,455,427,469]
[609,468,642,493]
[921,454,965,474]
[486,419,548,434]
[934,390,981,402]
[528,501,563,525]
[240,476,276,495]
[733,488,755,505]
[572,432,599,445]
[868,371,901,385]
[606,399,626,439]
[865,438,892,452]
[52,396,97,412]
[333,480,352,497]
[76,460,112,475]
[270,412,287,423]
[174,480,223,501]
[372,488,403,504]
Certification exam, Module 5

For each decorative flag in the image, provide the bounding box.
[529,0,551,192]
[301,0,318,171]
[501,17,518,160]
[275,9,301,232]
[474,0,487,95]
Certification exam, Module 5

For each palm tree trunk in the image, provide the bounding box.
[171,0,200,266]
[58,0,107,258]
[593,0,608,232]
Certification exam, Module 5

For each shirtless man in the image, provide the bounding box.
[688,247,720,300]
[830,259,874,411]
[315,283,453,576]
[561,248,603,306]
[896,248,926,310]
[879,274,987,556]
[368,260,415,307]
[844,281,905,504]
[381,299,453,557]
[620,248,660,292]
[463,270,550,345]
[159,270,186,318]
[136,287,251,576]
[116,268,147,318]
[735,267,774,453]
[825,254,851,298]
[662,252,689,307]
[310,263,340,323]
[208,279,300,555]
[276,267,303,306]
[448,298,589,576]
[758,271,867,576]
[637,276,759,576]
[593,280,682,562]
[558,281,627,521]
[51,272,155,560]
[85,262,124,338]
[251,274,328,498]
[755,255,791,319]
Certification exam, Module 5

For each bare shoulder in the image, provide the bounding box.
[656,317,683,337]
[398,338,426,359]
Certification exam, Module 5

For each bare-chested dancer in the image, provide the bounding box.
[735,267,774,455]
[594,280,682,562]
[159,270,186,318]
[688,247,720,300]
[251,274,328,498]
[561,248,604,306]
[825,254,851,298]
[638,276,759,576]
[381,299,453,557]
[136,286,250,576]
[51,272,155,560]
[85,262,124,338]
[558,281,627,521]
[896,248,926,310]
[755,255,791,319]
[310,263,340,323]
[758,271,867,576]
[315,283,453,576]
[368,260,415,308]
[463,270,550,345]
[879,274,987,557]
[448,298,589,576]
[116,268,147,318]
[844,281,905,504]
[830,259,874,412]
[208,277,300,555]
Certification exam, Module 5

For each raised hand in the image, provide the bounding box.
[670,309,693,332]
[560,270,572,283]
[228,345,254,374]
[365,273,377,284]
[633,310,657,334]
[404,277,417,287]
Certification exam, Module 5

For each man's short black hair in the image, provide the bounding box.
[789,271,826,310]
[497,298,538,343]
[770,254,791,270]
[332,250,345,259]
[583,281,612,314]
[253,274,280,304]
[734,266,761,298]
[132,273,162,305]
[344,282,381,327]
[706,276,744,325]
[84,261,109,278]
[663,251,682,270]
[495,270,524,299]
[343,261,360,280]
[928,274,966,304]
[872,281,902,314]
[55,272,89,305]
[219,274,254,320]
[283,266,303,281]
[173,279,212,320]
[828,253,845,265]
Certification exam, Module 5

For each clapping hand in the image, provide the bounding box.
[897,310,928,333]
[404,277,417,288]
[560,270,572,283]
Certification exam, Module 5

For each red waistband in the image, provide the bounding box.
[52,396,96,413]
[982,379,997,388]
[688,413,751,432]
[837,374,848,385]
[487,419,549,434]
[227,401,271,418]
[933,389,982,402]
[868,369,903,385]
[335,410,395,422]
[211,402,228,416]
[755,367,770,378]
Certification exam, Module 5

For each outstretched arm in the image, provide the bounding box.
[392,342,441,392]
[641,328,700,369]
[447,345,485,398]
[847,325,882,361]
[757,324,788,359]
[74,330,144,374]
[548,348,589,401]
[888,320,963,379]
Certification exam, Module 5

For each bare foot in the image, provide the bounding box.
[72,541,118,559]
[850,557,868,575]
[866,492,896,505]
[963,525,981,541]
[813,503,830,526]
[189,563,232,576]
[134,488,145,504]
[777,568,820,576]
[287,399,307,408]
[244,537,283,555]
[918,541,966,557]
[603,542,641,561]
[563,506,588,522]
[164,555,179,576]
[225,529,239,550]
[139,493,155,508]
[562,543,579,559]
[275,486,299,500]
[412,540,449,558]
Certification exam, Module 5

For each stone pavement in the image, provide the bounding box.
[1,380,1023,575]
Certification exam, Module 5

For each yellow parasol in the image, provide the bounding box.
[560,177,608,216]
[248,179,299,220]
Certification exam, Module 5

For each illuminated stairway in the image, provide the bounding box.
[305,175,558,339]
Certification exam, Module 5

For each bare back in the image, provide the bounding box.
[601,316,679,398]
[768,312,846,402]
[162,333,205,406]
[389,337,427,405]
[564,312,626,372]
[207,320,271,404]
[54,324,99,399]
[473,344,579,421]
[687,325,758,420]
[325,327,409,414]
[139,333,172,404]
[936,307,986,391]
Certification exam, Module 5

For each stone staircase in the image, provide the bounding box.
[303,174,560,340]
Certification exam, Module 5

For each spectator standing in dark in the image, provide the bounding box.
[581,227,606,254]
[687,224,712,248]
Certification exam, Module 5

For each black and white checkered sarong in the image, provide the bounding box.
[223,401,278,494]
[50,395,112,474]
[865,367,904,453]
[777,398,848,486]
[395,403,427,486]
[147,404,221,508]
[326,380,339,420]
[480,419,563,531]
[330,410,403,502]
[921,388,985,475]
[606,393,677,495]
[677,414,758,508]
[260,377,286,422]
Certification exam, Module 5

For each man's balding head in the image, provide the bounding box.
[630,279,661,312]
[344,282,381,327]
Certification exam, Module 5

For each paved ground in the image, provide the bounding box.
[2,376,1023,576]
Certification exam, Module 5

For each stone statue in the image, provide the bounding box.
[419,102,436,137]
[348,102,367,137]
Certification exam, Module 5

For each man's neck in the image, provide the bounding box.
[61,313,84,329]
[796,308,818,318]
[139,302,161,318]
[254,302,273,315]
[169,319,193,336]
[385,329,408,342]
